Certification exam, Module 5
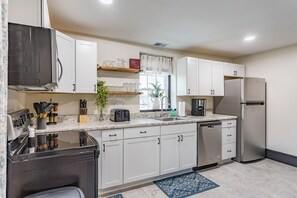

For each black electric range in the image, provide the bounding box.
[7,110,99,198]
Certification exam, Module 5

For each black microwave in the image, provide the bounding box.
[8,23,58,91]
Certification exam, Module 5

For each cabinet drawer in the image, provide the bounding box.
[161,123,196,135]
[222,127,236,144]
[222,143,236,160]
[124,126,160,139]
[102,129,123,141]
[222,120,236,128]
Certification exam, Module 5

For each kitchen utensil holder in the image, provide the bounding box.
[37,117,47,130]
[79,108,88,123]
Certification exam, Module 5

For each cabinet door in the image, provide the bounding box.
[124,137,160,183]
[55,31,75,93]
[222,143,236,160]
[8,0,50,28]
[75,40,97,93]
[179,132,197,170]
[212,61,224,96]
[198,59,212,96]
[160,134,180,175]
[101,141,123,189]
[186,58,198,95]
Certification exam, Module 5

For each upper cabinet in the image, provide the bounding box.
[177,57,199,96]
[75,40,98,93]
[223,63,245,77]
[177,57,225,96]
[8,0,51,28]
[54,31,76,93]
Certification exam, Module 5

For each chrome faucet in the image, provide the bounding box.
[161,96,170,117]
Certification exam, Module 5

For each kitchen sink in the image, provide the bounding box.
[153,117,184,122]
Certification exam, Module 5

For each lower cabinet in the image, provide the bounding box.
[101,129,123,189]
[124,136,160,183]
[221,120,237,160]
[161,131,197,175]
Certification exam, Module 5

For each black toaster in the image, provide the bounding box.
[110,109,130,122]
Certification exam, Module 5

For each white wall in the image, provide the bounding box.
[235,44,297,157]
[8,33,231,115]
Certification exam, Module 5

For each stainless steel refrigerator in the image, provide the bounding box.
[214,77,266,162]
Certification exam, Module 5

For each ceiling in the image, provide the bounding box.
[47,0,297,58]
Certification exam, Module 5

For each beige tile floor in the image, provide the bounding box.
[102,159,297,198]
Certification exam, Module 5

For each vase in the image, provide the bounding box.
[152,97,160,109]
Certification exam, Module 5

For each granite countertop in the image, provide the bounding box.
[36,113,237,133]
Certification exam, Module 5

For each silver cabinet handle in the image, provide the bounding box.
[109,134,117,137]
[178,135,180,142]
[103,144,105,152]
[94,84,97,92]
[181,135,183,142]
[213,90,215,95]
[73,84,76,91]
[187,89,190,94]
[210,90,212,95]
[57,58,63,82]
[140,131,147,134]
[158,138,160,145]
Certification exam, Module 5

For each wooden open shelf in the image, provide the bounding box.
[97,66,143,73]
[108,91,143,95]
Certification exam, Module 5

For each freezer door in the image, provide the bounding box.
[241,103,266,162]
[241,78,266,103]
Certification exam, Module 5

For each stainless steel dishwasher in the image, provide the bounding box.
[197,121,222,169]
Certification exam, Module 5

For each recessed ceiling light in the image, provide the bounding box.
[244,36,256,42]
[100,0,113,5]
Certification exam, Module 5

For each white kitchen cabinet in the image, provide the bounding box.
[177,57,224,96]
[124,136,160,183]
[8,0,51,28]
[160,134,180,175]
[224,63,245,77]
[211,61,225,96]
[101,140,123,189]
[177,57,199,96]
[179,132,197,170]
[160,124,197,175]
[221,120,237,160]
[75,40,97,93]
[198,60,224,96]
[198,59,212,96]
[54,31,76,93]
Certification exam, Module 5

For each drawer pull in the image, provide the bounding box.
[103,144,105,152]
[140,131,147,134]
[158,138,160,145]
[227,150,232,152]
[109,134,117,137]
[181,135,183,142]
[227,134,232,137]
[178,135,180,142]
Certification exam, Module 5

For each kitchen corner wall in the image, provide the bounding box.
[8,31,231,116]
[235,44,297,157]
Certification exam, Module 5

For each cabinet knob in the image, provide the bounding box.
[103,144,105,152]
[227,134,232,137]
[187,89,190,94]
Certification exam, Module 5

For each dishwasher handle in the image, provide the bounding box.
[198,121,221,128]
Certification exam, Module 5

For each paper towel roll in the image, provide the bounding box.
[178,102,186,117]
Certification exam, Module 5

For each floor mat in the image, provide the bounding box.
[154,172,219,198]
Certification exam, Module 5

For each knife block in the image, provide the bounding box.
[79,108,88,123]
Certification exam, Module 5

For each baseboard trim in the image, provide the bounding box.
[266,149,297,167]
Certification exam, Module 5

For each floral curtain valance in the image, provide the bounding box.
[140,54,173,75]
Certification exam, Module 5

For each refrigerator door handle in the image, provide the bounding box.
[241,105,245,120]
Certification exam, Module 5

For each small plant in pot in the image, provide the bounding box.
[148,81,164,109]
[96,81,108,121]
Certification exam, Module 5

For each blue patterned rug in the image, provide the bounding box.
[154,172,219,198]
[106,194,123,198]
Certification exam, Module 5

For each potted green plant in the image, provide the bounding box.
[96,81,108,121]
[148,81,164,109]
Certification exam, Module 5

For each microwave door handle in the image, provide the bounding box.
[57,58,63,81]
